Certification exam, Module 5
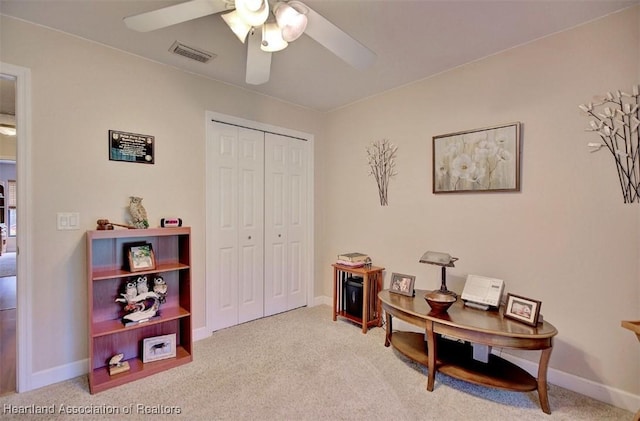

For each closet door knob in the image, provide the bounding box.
[248,236,252,240]
[278,234,282,238]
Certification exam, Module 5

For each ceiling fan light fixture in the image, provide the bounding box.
[222,10,252,43]
[261,22,288,52]
[274,2,308,42]
[235,0,269,27]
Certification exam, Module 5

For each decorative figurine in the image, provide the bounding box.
[108,353,130,376]
[153,275,168,304]
[128,196,149,229]
[136,275,149,294]
[115,278,160,325]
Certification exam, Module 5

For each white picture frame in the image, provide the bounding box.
[142,333,176,363]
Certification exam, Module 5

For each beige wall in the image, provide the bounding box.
[318,6,640,396]
[0,15,324,373]
[1,4,639,404]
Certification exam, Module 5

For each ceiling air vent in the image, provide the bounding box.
[169,41,216,63]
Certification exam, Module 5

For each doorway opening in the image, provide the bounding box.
[0,73,17,396]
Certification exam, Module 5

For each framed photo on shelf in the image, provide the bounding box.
[389,273,416,297]
[126,243,156,272]
[504,293,541,326]
[142,333,176,363]
[432,122,521,194]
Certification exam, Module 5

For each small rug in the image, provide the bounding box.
[0,252,16,278]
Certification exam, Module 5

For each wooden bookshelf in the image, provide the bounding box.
[86,227,192,394]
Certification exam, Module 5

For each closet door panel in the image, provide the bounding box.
[265,133,307,315]
[209,122,240,330]
[237,129,264,324]
[264,134,288,315]
[287,141,307,309]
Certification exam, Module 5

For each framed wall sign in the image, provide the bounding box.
[109,130,155,164]
[433,122,521,193]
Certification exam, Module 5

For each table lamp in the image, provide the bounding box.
[419,251,458,298]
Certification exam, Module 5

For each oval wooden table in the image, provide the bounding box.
[379,289,558,414]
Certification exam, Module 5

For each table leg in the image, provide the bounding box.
[537,346,553,414]
[384,312,392,347]
[376,272,382,327]
[425,321,436,391]
[362,274,369,334]
[332,267,338,322]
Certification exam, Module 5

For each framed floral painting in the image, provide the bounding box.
[432,122,521,193]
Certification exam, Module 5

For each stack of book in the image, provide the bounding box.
[337,252,370,268]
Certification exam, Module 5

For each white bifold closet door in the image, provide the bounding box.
[208,122,307,331]
[209,122,265,331]
[264,133,307,316]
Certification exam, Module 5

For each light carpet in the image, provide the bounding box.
[0,305,632,420]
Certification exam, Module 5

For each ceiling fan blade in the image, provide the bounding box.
[124,0,229,32]
[301,3,376,70]
[246,29,272,85]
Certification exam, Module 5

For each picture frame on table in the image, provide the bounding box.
[504,293,541,326]
[432,122,521,193]
[125,242,156,273]
[142,333,176,363]
[389,273,416,297]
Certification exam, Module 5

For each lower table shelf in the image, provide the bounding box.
[388,331,537,392]
[89,346,192,394]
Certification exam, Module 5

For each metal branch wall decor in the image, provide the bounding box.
[580,85,640,203]
[366,139,397,206]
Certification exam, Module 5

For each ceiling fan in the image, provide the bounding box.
[123,0,376,85]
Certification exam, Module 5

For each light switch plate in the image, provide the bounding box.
[57,212,80,230]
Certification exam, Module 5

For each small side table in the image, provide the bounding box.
[332,263,385,334]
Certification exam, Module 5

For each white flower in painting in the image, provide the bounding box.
[451,154,476,180]
[443,141,462,157]
[496,149,512,162]
[474,140,498,160]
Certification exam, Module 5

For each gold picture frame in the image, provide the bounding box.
[433,122,521,193]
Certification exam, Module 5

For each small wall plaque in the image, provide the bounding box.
[109,130,154,164]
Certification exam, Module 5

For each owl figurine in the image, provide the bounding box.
[153,275,168,304]
[136,276,149,294]
[128,196,149,229]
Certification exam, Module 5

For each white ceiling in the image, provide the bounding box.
[0,0,638,111]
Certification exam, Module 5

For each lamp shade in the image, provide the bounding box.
[261,22,288,52]
[274,2,308,42]
[235,0,269,27]
[221,10,252,43]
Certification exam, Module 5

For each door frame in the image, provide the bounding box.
[205,111,315,332]
[0,62,33,392]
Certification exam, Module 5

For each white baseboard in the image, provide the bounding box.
[311,295,331,307]
[193,326,212,342]
[498,351,640,413]
[29,358,88,391]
